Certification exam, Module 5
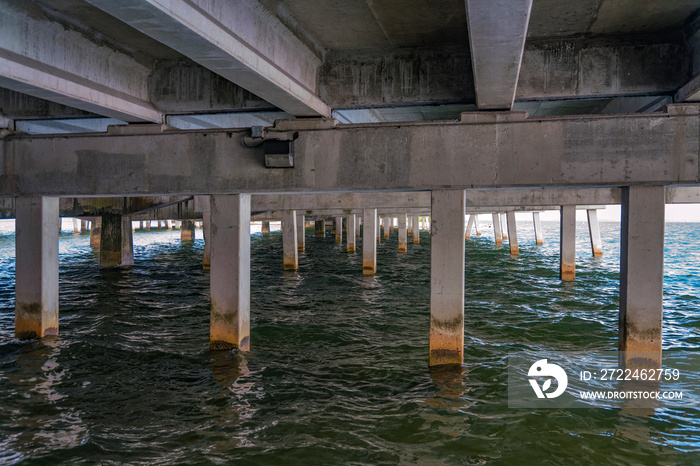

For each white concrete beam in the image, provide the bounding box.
[465,0,533,109]
[85,0,329,117]
[0,2,161,123]
[4,109,700,196]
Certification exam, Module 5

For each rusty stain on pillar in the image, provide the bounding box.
[560,206,576,281]
[90,217,102,248]
[15,197,59,339]
[430,189,466,367]
[210,194,251,351]
[181,220,195,242]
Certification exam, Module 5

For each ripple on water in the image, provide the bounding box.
[0,223,698,464]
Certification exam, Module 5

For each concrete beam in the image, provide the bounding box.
[3,109,700,196]
[85,0,329,117]
[0,1,161,123]
[675,72,700,103]
[465,0,533,109]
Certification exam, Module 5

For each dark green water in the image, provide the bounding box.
[0,220,699,464]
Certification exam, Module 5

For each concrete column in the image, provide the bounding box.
[297,213,305,252]
[335,216,343,243]
[398,214,407,252]
[506,211,518,255]
[465,215,475,239]
[15,197,59,339]
[181,220,195,242]
[203,211,211,270]
[210,194,251,351]
[80,220,88,232]
[430,189,465,367]
[533,211,544,245]
[408,216,413,236]
[383,216,390,238]
[474,214,481,235]
[346,214,356,253]
[492,213,502,245]
[620,186,664,360]
[356,216,361,238]
[363,209,377,275]
[501,213,508,240]
[377,217,382,244]
[99,213,134,267]
[167,220,173,230]
[282,210,298,271]
[71,218,79,233]
[412,215,420,244]
[146,220,151,231]
[261,221,270,234]
[560,206,576,281]
[587,209,603,257]
[314,220,325,237]
[90,217,102,248]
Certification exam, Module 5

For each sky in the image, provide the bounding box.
[532,204,700,223]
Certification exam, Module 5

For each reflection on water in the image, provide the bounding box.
[0,221,698,464]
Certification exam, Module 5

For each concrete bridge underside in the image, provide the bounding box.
[2,0,700,368]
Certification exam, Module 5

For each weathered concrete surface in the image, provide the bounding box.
[465,215,475,240]
[466,0,532,109]
[532,211,544,246]
[362,209,377,275]
[346,214,356,253]
[210,194,251,351]
[150,59,273,113]
[296,213,305,251]
[560,206,576,281]
[282,210,298,271]
[0,88,93,120]
[4,110,699,196]
[314,220,324,237]
[506,211,519,255]
[587,209,603,257]
[84,0,329,117]
[430,189,465,367]
[334,216,343,243]
[180,220,195,242]
[15,196,59,339]
[261,221,270,234]
[492,213,503,245]
[202,211,211,269]
[619,186,664,359]
[90,217,102,248]
[99,213,133,267]
[398,214,407,253]
[412,215,420,244]
[320,45,474,108]
[519,34,690,100]
[0,1,160,122]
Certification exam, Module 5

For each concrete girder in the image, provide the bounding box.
[84,0,330,117]
[465,0,533,110]
[3,107,700,196]
[0,1,161,123]
[675,72,700,102]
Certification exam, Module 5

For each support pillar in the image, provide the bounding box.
[430,189,465,367]
[146,221,151,231]
[314,220,325,237]
[210,194,251,351]
[398,214,407,253]
[377,217,382,244]
[363,209,377,275]
[383,217,390,238]
[181,220,195,242]
[465,215,475,239]
[261,221,270,234]
[501,213,508,240]
[335,216,343,243]
[99,213,134,267]
[533,212,544,246]
[203,211,211,269]
[474,214,481,235]
[356,216,361,238]
[15,197,59,339]
[560,206,576,281]
[620,186,664,361]
[80,220,88,232]
[506,211,518,255]
[587,209,603,257]
[167,220,173,230]
[282,210,298,271]
[297,213,305,252]
[412,215,420,244]
[346,215,356,253]
[492,213,502,245]
[90,217,102,248]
